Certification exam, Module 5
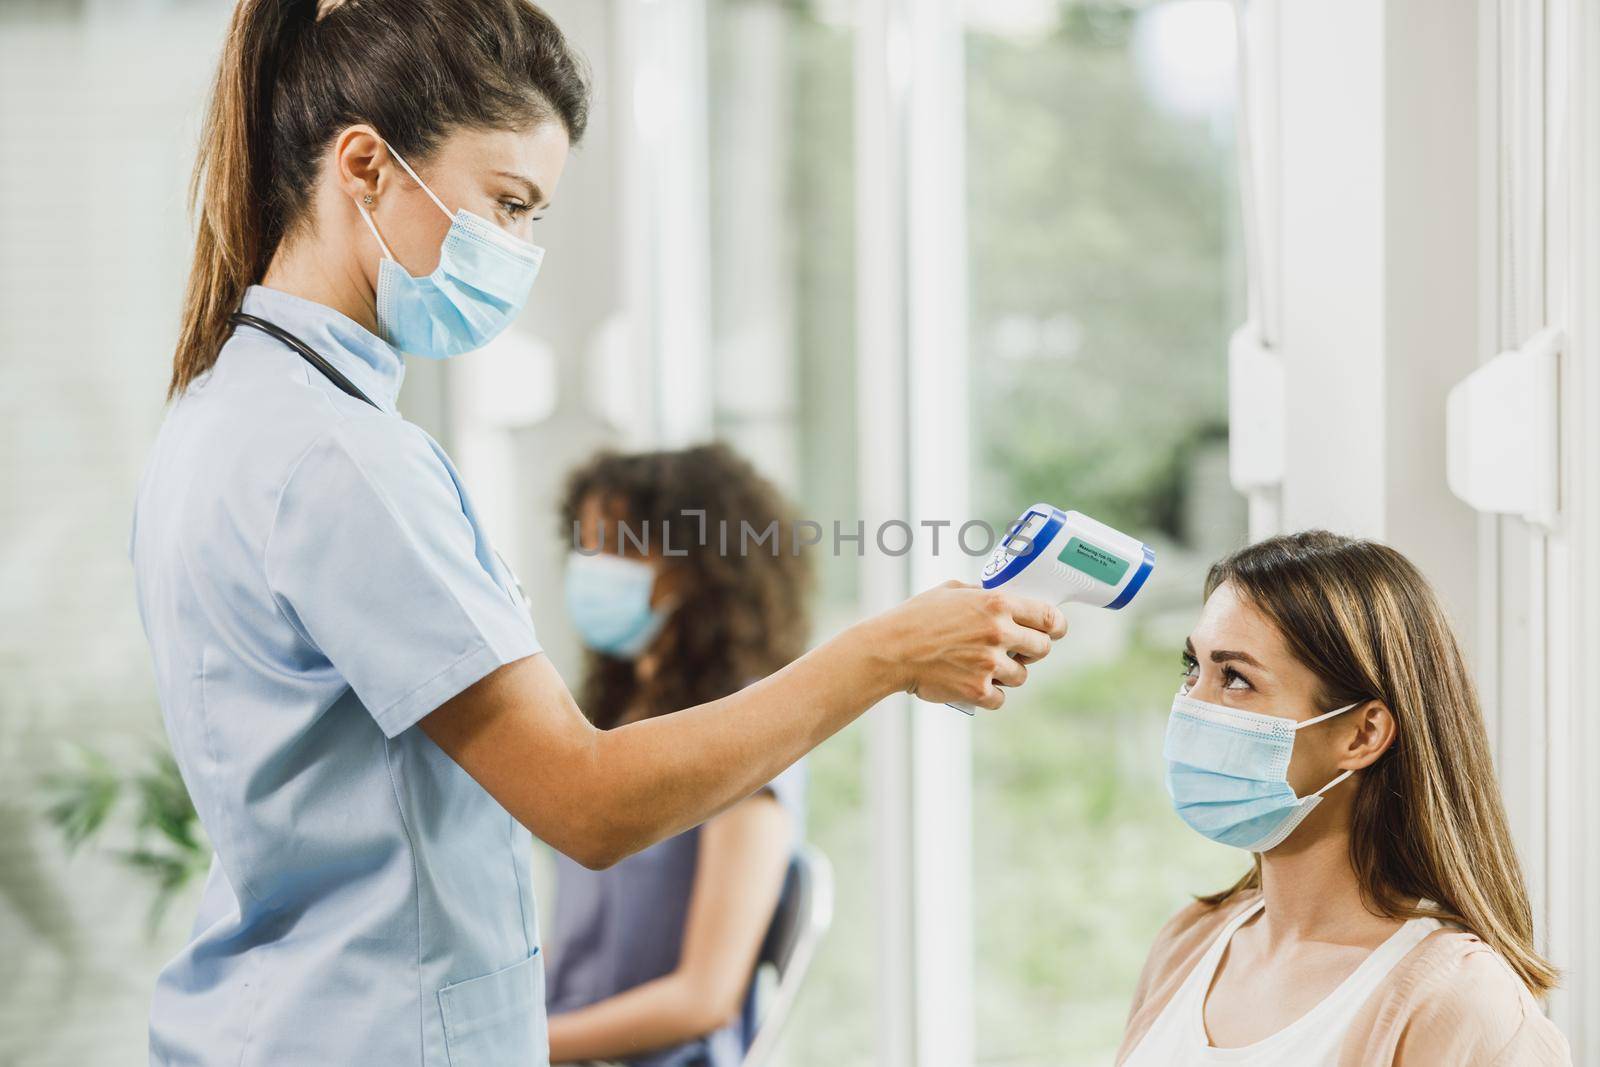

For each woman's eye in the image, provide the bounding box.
[1179,653,1253,695]
[500,200,535,220]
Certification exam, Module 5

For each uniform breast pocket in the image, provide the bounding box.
[438,949,546,1067]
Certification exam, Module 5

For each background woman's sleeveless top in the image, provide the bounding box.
[544,761,807,1067]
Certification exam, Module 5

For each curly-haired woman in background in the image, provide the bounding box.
[544,444,812,1067]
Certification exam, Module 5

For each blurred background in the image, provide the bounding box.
[2,0,1597,1065]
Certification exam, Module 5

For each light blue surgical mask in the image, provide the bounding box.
[564,551,671,659]
[1164,692,1360,853]
[355,141,545,359]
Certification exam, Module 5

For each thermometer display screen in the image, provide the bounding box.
[1058,536,1131,585]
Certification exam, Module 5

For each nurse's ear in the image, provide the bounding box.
[331,124,389,205]
[1335,700,1397,771]
[327,125,454,278]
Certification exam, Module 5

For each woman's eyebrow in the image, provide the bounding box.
[496,170,548,207]
[1184,637,1266,669]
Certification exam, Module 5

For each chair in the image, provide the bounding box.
[740,844,836,1067]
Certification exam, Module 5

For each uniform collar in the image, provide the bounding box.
[240,285,406,412]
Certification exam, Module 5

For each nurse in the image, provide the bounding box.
[131,2,1066,1065]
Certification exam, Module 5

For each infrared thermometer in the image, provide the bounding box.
[949,503,1156,714]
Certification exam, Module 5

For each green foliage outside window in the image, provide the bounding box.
[44,745,209,934]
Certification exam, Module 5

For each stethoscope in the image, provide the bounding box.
[229,311,531,606]
[230,312,381,410]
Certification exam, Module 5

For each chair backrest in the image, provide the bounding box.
[740,843,835,1067]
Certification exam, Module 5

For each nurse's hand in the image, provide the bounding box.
[860,580,1067,710]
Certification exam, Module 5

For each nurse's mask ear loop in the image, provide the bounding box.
[385,143,455,221]
[353,141,457,265]
[354,195,395,262]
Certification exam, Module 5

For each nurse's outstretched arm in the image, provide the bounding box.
[420,581,1064,869]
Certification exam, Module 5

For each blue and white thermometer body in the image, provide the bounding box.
[949,503,1156,714]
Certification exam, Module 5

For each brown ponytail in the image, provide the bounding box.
[173,0,300,400]
[170,0,590,398]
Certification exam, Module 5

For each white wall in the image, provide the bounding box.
[0,6,235,1064]
[1270,0,1480,628]
[1474,0,1600,1047]
[1258,0,1600,1046]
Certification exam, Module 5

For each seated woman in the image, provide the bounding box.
[544,444,810,1067]
[1119,531,1570,1065]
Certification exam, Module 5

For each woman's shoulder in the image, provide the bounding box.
[1356,928,1572,1065]
[1148,888,1261,960]
[1391,927,1537,1009]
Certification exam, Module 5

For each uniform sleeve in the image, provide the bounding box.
[264,418,541,737]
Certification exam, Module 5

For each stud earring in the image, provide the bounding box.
[363,195,374,205]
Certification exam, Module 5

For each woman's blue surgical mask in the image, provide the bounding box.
[565,551,671,659]
[355,141,544,359]
[1164,692,1360,853]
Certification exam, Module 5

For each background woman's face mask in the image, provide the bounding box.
[564,551,671,659]
[1163,692,1359,852]
[355,139,545,359]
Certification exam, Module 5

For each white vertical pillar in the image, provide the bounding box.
[615,0,714,445]
[1229,0,1285,541]
[1269,0,1480,625]
[856,0,974,1062]
[856,4,916,1063]
[1484,0,1550,987]
[1276,0,1381,538]
[1484,0,1600,1043]
[1555,1,1600,1048]
[903,0,974,1063]
[709,1,799,490]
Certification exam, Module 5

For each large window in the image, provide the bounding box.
[708,2,873,1063]
[963,3,1247,1062]
[704,2,1250,1063]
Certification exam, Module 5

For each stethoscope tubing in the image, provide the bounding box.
[229,312,381,411]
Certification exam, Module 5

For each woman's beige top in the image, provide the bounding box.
[1116,890,1572,1066]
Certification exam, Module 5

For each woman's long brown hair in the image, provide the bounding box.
[1196,530,1557,997]
[559,444,813,730]
[170,0,589,398]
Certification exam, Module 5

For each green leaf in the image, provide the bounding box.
[131,748,203,857]
[41,745,122,852]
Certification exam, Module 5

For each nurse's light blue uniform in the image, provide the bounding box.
[131,286,548,1066]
